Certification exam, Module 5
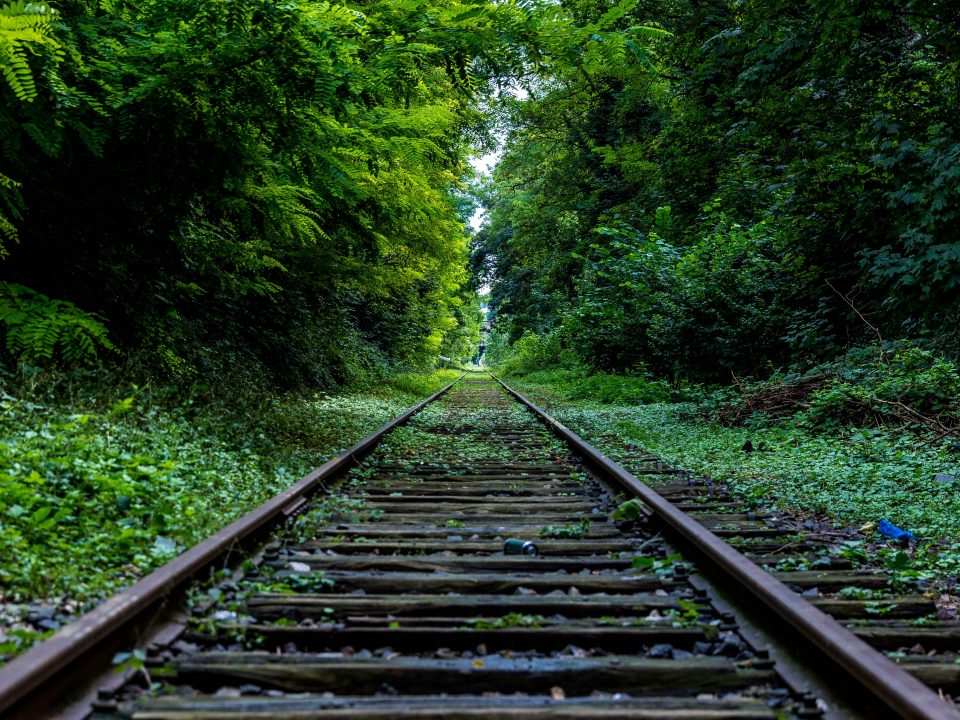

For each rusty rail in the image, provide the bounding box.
[491,373,960,720]
[0,375,463,718]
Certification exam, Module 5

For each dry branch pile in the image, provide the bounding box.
[719,373,960,441]
[719,375,828,425]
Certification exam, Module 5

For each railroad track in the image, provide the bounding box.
[0,374,958,719]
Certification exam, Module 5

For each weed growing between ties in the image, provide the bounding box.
[376,389,566,467]
[539,519,591,539]
[0,369,459,665]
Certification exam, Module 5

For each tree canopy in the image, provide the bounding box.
[478,0,960,381]
[3,0,959,386]
[1,0,659,384]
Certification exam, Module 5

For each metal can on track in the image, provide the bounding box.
[503,538,539,556]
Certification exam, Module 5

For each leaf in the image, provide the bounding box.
[0,0,60,102]
[885,551,912,573]
[612,498,646,521]
[31,506,52,523]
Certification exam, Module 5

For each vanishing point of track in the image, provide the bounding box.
[0,374,958,719]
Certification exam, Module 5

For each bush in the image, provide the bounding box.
[798,344,960,430]
[355,369,463,397]
[513,368,682,405]
[561,206,799,380]
[709,341,960,432]
[490,329,577,376]
[563,373,678,404]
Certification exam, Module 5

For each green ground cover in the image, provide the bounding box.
[505,370,960,578]
[0,369,459,608]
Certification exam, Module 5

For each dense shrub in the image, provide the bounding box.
[499,367,681,405]
[797,344,960,431]
[559,207,796,380]
[488,329,577,376]
[0,0,501,385]
[0,283,115,367]
[479,0,960,382]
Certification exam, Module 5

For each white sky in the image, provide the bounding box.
[468,149,499,231]
[466,84,528,232]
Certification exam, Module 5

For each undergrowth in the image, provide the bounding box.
[0,368,458,607]
[506,346,960,578]
[503,368,683,405]
[716,343,960,435]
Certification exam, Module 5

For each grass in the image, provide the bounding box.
[505,370,960,578]
[376,383,565,466]
[515,368,682,404]
[0,368,459,609]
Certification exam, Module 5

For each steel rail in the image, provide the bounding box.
[491,373,960,720]
[0,375,464,717]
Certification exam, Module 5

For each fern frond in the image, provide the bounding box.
[627,24,673,40]
[0,170,20,254]
[0,0,59,101]
[0,282,116,366]
[0,211,16,253]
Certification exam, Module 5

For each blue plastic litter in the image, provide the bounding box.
[878,519,914,542]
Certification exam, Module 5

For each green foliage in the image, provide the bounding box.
[631,553,688,578]
[488,329,575,376]
[501,367,679,405]
[111,648,149,684]
[782,343,960,431]
[0,627,51,663]
[0,0,61,258]
[0,0,59,102]
[0,172,20,254]
[477,0,960,381]
[861,120,960,319]
[837,586,885,601]
[281,571,335,593]
[0,368,453,613]
[0,0,458,382]
[0,283,115,366]
[564,218,679,371]
[470,613,545,629]
[539,518,590,538]
[876,549,935,593]
[441,290,484,364]
[512,372,960,578]
[612,498,645,521]
[563,372,677,404]
[0,0,669,387]
[498,203,800,380]
[366,369,463,397]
